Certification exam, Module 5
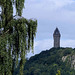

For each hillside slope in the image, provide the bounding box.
[14,47,75,75]
[24,47,75,75]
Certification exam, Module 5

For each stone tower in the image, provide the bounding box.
[53,28,61,48]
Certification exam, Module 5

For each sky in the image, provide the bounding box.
[16,0,75,57]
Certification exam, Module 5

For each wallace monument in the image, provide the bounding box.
[53,28,61,48]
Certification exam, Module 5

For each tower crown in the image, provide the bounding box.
[53,28,61,37]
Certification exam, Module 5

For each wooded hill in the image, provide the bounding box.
[14,47,75,75]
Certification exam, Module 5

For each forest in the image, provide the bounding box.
[14,47,75,75]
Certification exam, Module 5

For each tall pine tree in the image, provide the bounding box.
[0,0,37,75]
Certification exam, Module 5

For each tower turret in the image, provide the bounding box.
[53,28,61,48]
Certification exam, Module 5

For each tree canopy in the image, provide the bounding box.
[0,0,37,75]
[22,48,75,75]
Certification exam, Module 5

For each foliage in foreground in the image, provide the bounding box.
[0,0,37,75]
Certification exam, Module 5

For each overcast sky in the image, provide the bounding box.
[22,0,75,57]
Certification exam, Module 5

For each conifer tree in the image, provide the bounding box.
[0,0,37,75]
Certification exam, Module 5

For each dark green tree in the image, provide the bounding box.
[0,0,37,75]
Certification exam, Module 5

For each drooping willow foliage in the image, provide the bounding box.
[0,0,37,75]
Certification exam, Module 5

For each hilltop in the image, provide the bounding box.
[14,47,75,75]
